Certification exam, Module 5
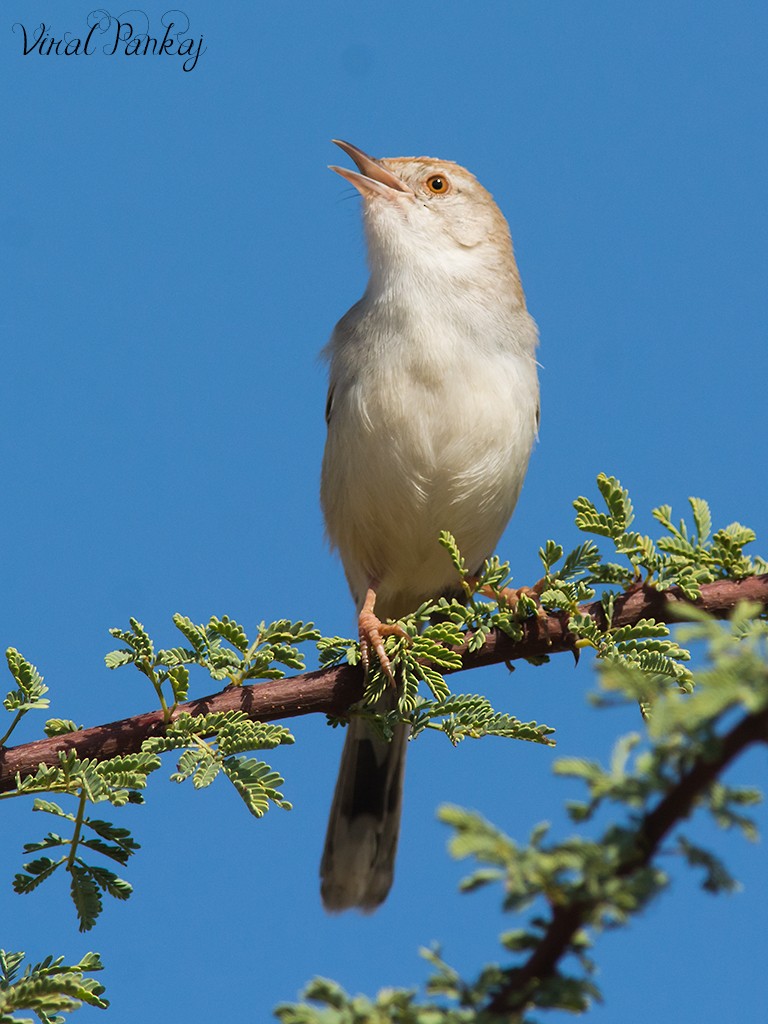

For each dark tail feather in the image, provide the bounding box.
[320,716,409,912]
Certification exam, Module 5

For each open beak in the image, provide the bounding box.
[330,139,411,201]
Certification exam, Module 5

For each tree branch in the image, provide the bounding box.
[485,704,768,1016]
[1,575,766,794]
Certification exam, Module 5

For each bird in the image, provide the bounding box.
[319,139,540,912]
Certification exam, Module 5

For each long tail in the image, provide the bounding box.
[320,713,409,912]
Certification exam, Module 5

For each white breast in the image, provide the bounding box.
[321,301,539,619]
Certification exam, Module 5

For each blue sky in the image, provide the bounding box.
[2,2,767,1021]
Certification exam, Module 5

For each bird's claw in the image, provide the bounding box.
[358,589,409,686]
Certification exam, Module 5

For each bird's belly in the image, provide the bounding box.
[322,349,538,618]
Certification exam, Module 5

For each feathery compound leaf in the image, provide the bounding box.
[651,504,675,533]
[0,950,26,987]
[259,619,322,645]
[94,752,160,796]
[193,753,221,789]
[316,636,359,668]
[466,620,493,652]
[610,619,671,643]
[82,818,139,852]
[104,649,134,670]
[171,614,209,654]
[422,620,465,646]
[574,475,635,541]
[207,615,249,651]
[43,718,81,738]
[275,976,476,1024]
[539,539,564,573]
[711,523,758,575]
[409,634,463,671]
[4,649,46,701]
[13,856,65,894]
[410,693,555,746]
[411,663,452,702]
[154,646,196,667]
[677,837,739,894]
[79,838,133,866]
[539,584,582,612]
[31,798,71,819]
[689,497,712,545]
[0,949,108,1017]
[11,750,156,806]
[477,554,514,591]
[438,530,469,579]
[106,611,320,714]
[85,865,133,901]
[15,789,141,931]
[171,748,204,783]
[223,755,291,816]
[22,832,70,854]
[168,665,190,703]
[128,619,154,660]
[143,712,293,819]
[216,717,293,754]
[69,864,103,932]
[2,650,50,745]
[573,494,615,538]
[597,473,634,532]
[560,540,602,580]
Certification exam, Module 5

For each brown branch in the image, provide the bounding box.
[1,574,766,794]
[485,704,768,1016]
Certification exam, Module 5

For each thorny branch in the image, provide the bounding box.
[485,705,768,1016]
[1,574,766,794]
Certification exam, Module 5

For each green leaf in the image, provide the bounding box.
[69,865,103,933]
[171,614,209,655]
[560,540,601,580]
[539,539,563,573]
[438,531,468,579]
[208,615,249,652]
[43,719,81,738]
[168,665,190,703]
[677,836,739,894]
[13,857,65,894]
[104,649,134,670]
[692,495,716,544]
[4,649,46,700]
[223,755,291,817]
[0,949,108,1017]
[193,755,221,789]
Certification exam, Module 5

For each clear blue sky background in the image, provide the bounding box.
[2,2,767,1021]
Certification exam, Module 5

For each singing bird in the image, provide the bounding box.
[320,140,539,911]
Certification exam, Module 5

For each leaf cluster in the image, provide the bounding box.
[342,564,557,748]
[2,475,767,1021]
[106,615,320,719]
[275,970,478,1024]
[572,474,767,597]
[0,949,107,1023]
[3,618,311,931]
[12,789,142,932]
[1,651,50,748]
[539,476,767,708]
[277,605,768,1022]
[333,474,766,746]
[144,711,293,817]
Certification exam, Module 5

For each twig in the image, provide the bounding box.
[485,705,768,1015]
[1,574,766,794]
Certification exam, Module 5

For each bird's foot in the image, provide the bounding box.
[359,589,409,686]
[475,577,549,620]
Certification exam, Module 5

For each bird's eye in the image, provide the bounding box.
[426,174,450,194]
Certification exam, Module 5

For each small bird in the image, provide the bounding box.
[320,139,540,911]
